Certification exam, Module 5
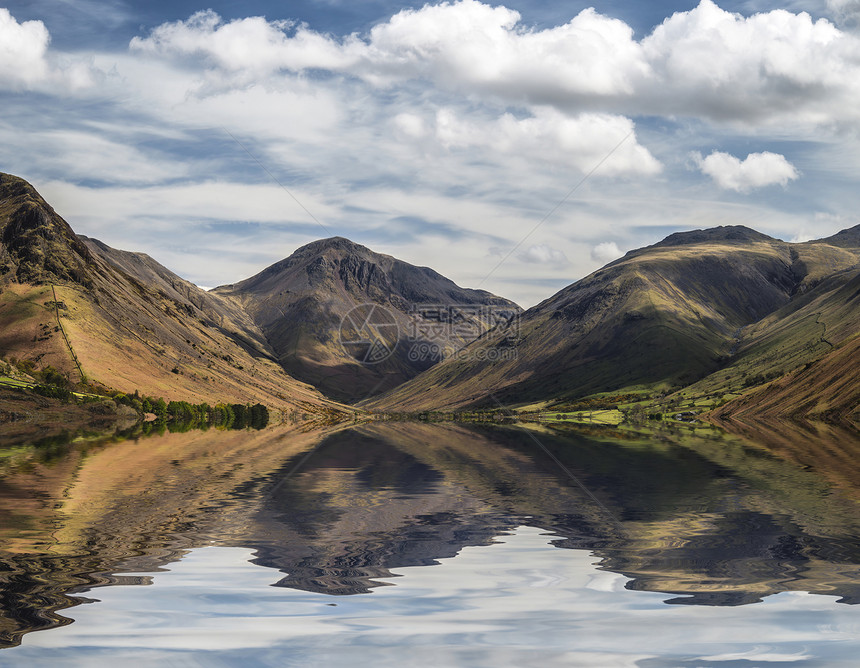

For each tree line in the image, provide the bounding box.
[2,359,270,431]
[111,391,270,430]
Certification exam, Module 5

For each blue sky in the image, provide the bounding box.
[2,0,860,306]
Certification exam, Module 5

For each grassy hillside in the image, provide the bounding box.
[713,333,860,422]
[680,263,860,418]
[0,173,346,414]
[370,227,860,416]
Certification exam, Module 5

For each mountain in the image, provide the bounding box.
[3,170,857,422]
[370,225,860,413]
[640,224,775,249]
[78,235,271,355]
[709,262,860,422]
[0,172,516,409]
[213,237,519,403]
[0,174,93,286]
[814,225,860,249]
[0,173,340,412]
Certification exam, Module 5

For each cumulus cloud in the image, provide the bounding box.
[360,1,647,95]
[431,107,660,176]
[640,0,860,124]
[130,1,860,128]
[827,0,860,28]
[0,8,51,87]
[4,1,857,309]
[129,9,362,77]
[518,244,568,265]
[591,242,624,264]
[692,151,800,192]
[131,2,646,95]
[0,8,100,91]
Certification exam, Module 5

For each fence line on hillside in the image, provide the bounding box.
[51,284,86,383]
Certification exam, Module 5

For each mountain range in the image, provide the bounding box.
[1,173,331,412]
[1,172,858,424]
[371,224,860,422]
[0,173,514,411]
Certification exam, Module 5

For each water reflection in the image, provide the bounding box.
[247,423,860,606]
[14,537,860,667]
[0,420,858,648]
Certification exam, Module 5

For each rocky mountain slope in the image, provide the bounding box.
[213,237,519,402]
[0,172,516,409]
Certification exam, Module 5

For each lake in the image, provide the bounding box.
[0,420,858,666]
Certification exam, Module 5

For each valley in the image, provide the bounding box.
[1,172,858,434]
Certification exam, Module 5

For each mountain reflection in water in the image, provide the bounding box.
[0,421,858,648]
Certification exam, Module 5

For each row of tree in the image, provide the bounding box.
[2,358,271,431]
[111,391,269,430]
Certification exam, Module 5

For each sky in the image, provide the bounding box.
[2,0,860,307]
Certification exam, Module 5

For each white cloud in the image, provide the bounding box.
[430,107,660,176]
[2,129,188,184]
[692,151,800,192]
[393,113,428,139]
[591,242,624,264]
[0,8,51,87]
[798,212,860,242]
[125,4,660,180]
[128,1,860,129]
[518,244,568,265]
[129,9,362,78]
[0,8,101,91]
[4,1,860,309]
[360,2,648,96]
[41,180,341,229]
[640,0,860,125]
[130,3,647,96]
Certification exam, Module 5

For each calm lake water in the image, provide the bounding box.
[0,420,858,666]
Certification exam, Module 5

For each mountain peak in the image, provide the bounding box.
[650,225,775,249]
[215,235,519,402]
[0,172,38,198]
[300,236,358,248]
[292,236,383,259]
[0,172,93,285]
[811,223,860,249]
